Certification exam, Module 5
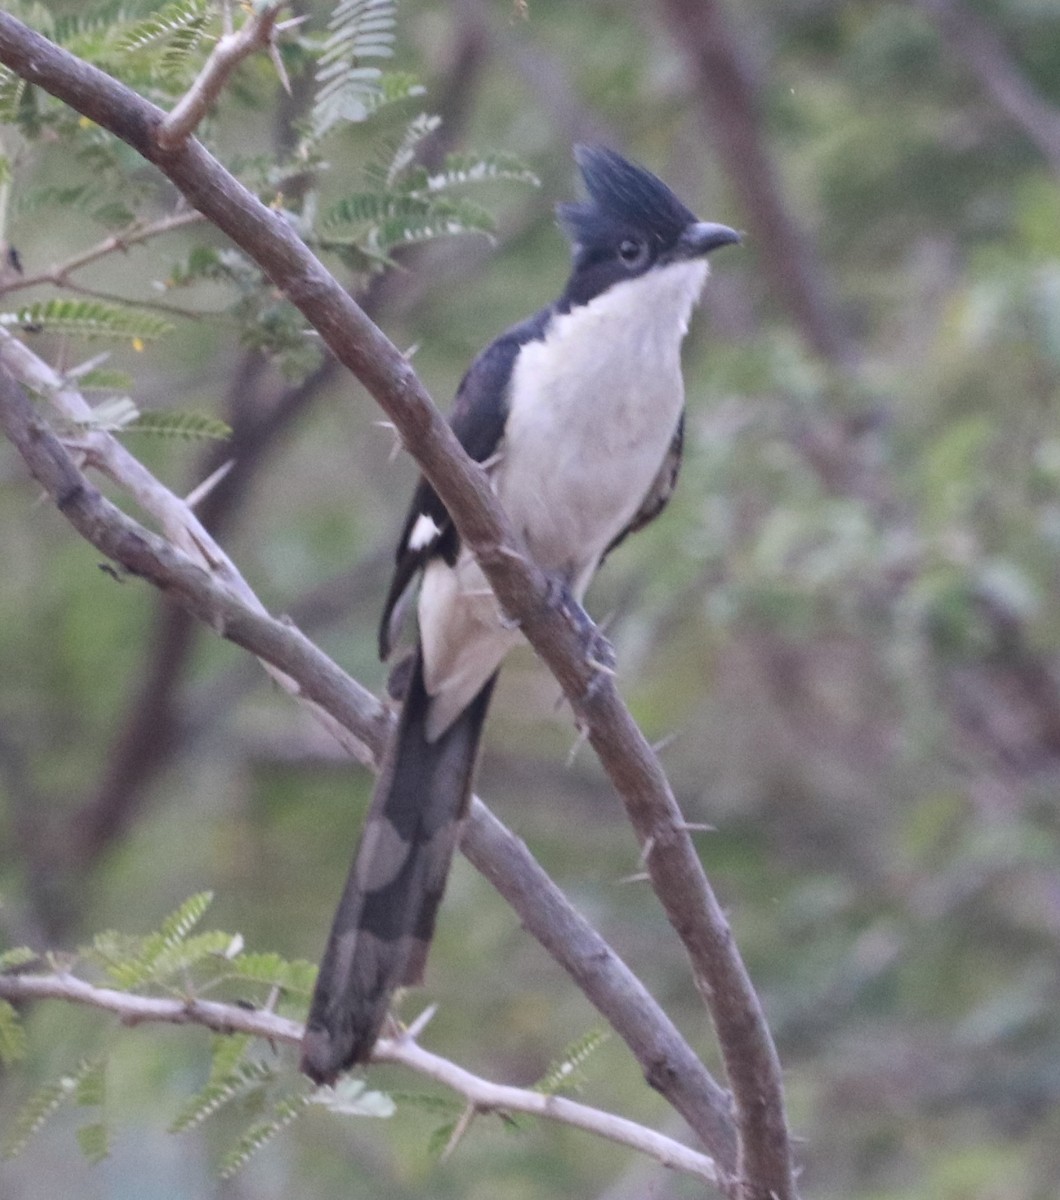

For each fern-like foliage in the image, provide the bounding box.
[74,1060,110,1164]
[91,892,241,991]
[3,1057,104,1160]
[0,894,405,1174]
[533,1028,610,1097]
[311,0,397,137]
[223,951,317,997]
[0,999,27,1066]
[116,0,211,58]
[317,116,538,269]
[0,298,173,342]
[70,366,135,392]
[217,1092,313,1179]
[170,1055,277,1134]
[121,409,233,441]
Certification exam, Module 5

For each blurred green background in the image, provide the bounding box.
[3,1,1060,1197]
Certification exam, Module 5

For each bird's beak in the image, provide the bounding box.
[677,221,742,258]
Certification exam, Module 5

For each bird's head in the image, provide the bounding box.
[556,145,740,310]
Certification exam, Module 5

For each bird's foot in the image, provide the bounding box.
[545,575,617,682]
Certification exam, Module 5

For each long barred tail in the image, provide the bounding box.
[301,650,496,1084]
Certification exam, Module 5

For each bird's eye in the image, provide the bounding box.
[618,237,648,268]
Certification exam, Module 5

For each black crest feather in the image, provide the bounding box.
[556,145,697,253]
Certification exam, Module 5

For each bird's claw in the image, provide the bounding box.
[545,575,617,683]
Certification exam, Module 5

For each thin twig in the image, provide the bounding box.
[53,279,216,322]
[0,209,205,297]
[157,2,289,150]
[0,970,721,1189]
[914,0,1060,177]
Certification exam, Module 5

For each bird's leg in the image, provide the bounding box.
[545,573,617,680]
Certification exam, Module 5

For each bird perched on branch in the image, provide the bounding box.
[301,145,740,1083]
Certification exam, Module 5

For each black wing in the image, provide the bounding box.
[602,411,684,561]
[378,307,553,660]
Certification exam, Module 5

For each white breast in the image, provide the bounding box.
[418,257,709,739]
[498,258,708,591]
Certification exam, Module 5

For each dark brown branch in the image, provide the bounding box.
[915,0,1060,176]
[67,19,490,897]
[461,801,739,1174]
[656,0,856,369]
[0,17,794,1196]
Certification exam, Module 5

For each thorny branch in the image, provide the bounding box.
[0,209,205,297]
[0,14,795,1198]
[0,971,720,1189]
[157,1,293,150]
[0,348,738,1184]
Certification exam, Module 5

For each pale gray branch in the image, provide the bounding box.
[916,0,1060,176]
[0,971,720,1189]
[0,327,376,767]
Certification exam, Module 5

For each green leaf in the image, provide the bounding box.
[426,152,539,192]
[0,67,27,124]
[0,946,37,972]
[311,0,397,136]
[3,1058,99,1159]
[321,191,434,227]
[218,1092,312,1179]
[207,1032,252,1083]
[170,1058,276,1134]
[75,1058,106,1108]
[73,367,135,392]
[227,952,317,996]
[75,1121,109,1165]
[308,1077,395,1118]
[105,930,235,990]
[116,0,210,54]
[121,410,233,441]
[89,893,229,989]
[0,999,27,1066]
[0,299,173,342]
[158,891,214,946]
[533,1028,610,1097]
[384,112,441,187]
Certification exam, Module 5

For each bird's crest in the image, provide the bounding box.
[557,145,697,251]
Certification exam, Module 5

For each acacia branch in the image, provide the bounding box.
[157,1,289,149]
[0,362,738,1176]
[0,209,205,297]
[0,971,720,1189]
[0,16,794,1197]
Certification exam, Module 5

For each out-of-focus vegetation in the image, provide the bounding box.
[2,1,1060,1197]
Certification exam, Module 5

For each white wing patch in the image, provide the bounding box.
[407,512,442,552]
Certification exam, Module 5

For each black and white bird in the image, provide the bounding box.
[301,145,740,1083]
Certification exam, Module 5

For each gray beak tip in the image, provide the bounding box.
[681,221,743,257]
